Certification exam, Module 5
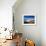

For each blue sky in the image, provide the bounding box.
[24,16,35,21]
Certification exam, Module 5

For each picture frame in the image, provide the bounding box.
[22,14,36,25]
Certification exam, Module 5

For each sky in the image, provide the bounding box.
[24,15,35,21]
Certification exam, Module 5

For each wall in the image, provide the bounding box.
[0,0,16,30]
[41,0,46,46]
[13,0,41,46]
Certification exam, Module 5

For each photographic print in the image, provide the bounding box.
[22,15,36,25]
